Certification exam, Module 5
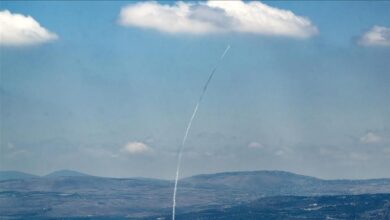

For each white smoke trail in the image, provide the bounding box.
[172,45,231,220]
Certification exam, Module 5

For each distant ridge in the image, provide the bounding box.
[45,169,89,177]
[0,171,38,181]
[1,169,389,181]
[0,170,91,181]
[186,170,319,180]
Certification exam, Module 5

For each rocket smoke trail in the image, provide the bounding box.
[172,45,231,220]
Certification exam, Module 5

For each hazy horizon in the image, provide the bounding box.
[3,168,390,181]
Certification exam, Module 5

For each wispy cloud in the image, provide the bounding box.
[247,141,264,149]
[360,131,383,144]
[0,10,58,46]
[119,1,318,38]
[358,25,390,46]
[121,141,153,155]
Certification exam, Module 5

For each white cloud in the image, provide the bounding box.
[360,132,383,144]
[247,141,264,149]
[0,10,58,46]
[119,1,318,38]
[121,142,153,155]
[358,26,390,46]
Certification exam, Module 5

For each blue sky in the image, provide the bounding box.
[1,1,390,179]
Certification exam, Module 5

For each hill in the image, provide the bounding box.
[0,170,38,181]
[45,170,90,178]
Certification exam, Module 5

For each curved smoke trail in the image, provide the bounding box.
[172,45,231,220]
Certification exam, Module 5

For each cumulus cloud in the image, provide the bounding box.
[247,141,264,149]
[118,1,318,38]
[121,142,153,155]
[360,132,383,144]
[358,25,390,46]
[0,10,58,46]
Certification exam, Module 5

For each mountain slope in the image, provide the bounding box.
[181,170,390,196]
[0,171,38,181]
[45,170,90,178]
